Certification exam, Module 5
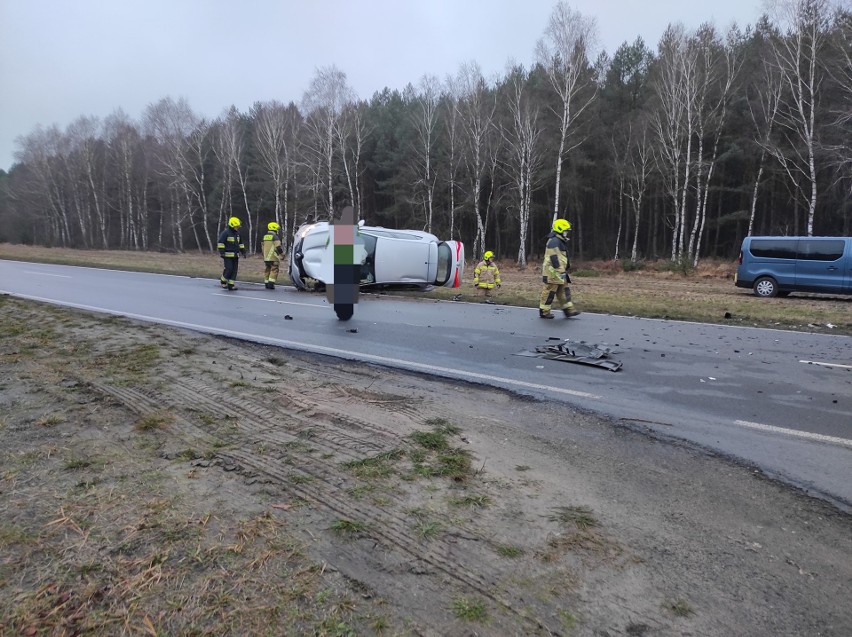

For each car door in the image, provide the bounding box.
[795,238,847,294]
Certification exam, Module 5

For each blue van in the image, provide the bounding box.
[735,236,852,297]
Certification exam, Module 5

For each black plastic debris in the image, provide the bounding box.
[533,339,623,372]
[347,328,358,333]
[284,315,293,320]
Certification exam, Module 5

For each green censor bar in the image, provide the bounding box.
[326,206,359,320]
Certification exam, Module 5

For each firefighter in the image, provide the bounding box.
[261,221,285,289]
[217,216,246,291]
[473,250,501,304]
[539,218,580,319]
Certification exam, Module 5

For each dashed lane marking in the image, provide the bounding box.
[22,271,72,278]
[799,360,852,370]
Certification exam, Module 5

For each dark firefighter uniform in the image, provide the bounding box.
[261,221,285,289]
[217,217,246,290]
[539,218,580,319]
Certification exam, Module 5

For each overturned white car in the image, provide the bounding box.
[289,221,465,292]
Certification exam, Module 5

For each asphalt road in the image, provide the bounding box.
[3,260,850,509]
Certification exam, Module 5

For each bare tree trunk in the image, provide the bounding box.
[536,1,598,219]
[302,65,355,217]
[456,61,495,259]
[411,75,440,232]
[770,0,831,236]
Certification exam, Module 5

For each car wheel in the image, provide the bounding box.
[753,276,778,298]
[334,304,354,321]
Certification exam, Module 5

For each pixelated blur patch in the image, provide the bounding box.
[334,244,354,262]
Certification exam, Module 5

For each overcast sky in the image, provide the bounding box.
[0,0,764,172]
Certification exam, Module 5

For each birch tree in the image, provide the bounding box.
[216,107,254,247]
[334,101,368,218]
[302,66,354,216]
[651,24,697,262]
[747,20,785,236]
[687,25,742,265]
[142,97,202,251]
[104,109,146,249]
[410,74,441,233]
[12,125,72,245]
[441,76,463,240]
[826,9,852,217]
[254,100,299,246]
[768,0,832,235]
[625,120,653,262]
[536,1,598,219]
[501,65,543,268]
[455,62,495,258]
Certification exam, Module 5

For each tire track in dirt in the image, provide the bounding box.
[218,446,554,635]
[172,376,557,634]
[86,381,222,449]
[168,375,399,461]
[88,373,557,633]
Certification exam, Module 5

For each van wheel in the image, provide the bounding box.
[753,276,778,297]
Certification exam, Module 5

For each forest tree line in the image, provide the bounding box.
[0,0,850,267]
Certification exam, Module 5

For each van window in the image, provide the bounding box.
[750,239,797,259]
[796,239,845,261]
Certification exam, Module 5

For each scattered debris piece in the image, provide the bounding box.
[346,328,358,333]
[532,339,623,372]
[284,315,293,320]
[451,294,463,301]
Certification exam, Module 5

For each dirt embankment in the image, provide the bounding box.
[2,296,851,636]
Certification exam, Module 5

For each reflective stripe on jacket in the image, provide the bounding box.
[541,232,570,284]
[217,227,245,258]
[262,231,284,262]
[474,261,501,288]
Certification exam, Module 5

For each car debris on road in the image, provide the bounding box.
[531,339,623,372]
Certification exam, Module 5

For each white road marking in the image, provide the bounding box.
[8,293,602,401]
[734,420,852,449]
[799,360,852,370]
[213,292,323,309]
[23,271,72,278]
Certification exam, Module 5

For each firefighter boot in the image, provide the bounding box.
[539,309,555,319]
[563,308,581,318]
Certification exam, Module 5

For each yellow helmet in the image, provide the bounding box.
[267,221,280,232]
[483,250,494,260]
[228,216,241,229]
[552,218,571,234]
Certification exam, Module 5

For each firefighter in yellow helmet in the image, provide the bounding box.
[261,221,285,289]
[473,250,501,304]
[217,216,246,290]
[539,218,580,319]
